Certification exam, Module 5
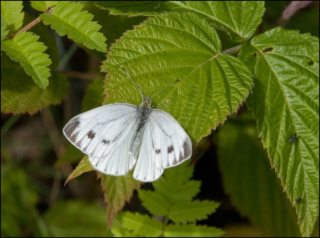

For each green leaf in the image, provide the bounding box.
[82,78,105,112]
[41,1,107,52]
[218,118,301,237]
[121,212,162,237]
[153,161,201,203]
[2,31,52,89]
[239,27,319,237]
[30,1,57,12]
[65,156,94,185]
[43,200,112,237]
[111,227,138,237]
[164,224,224,237]
[169,200,220,224]
[96,1,264,41]
[1,54,68,115]
[1,1,24,33]
[99,172,141,228]
[138,190,171,216]
[1,15,9,41]
[102,12,253,143]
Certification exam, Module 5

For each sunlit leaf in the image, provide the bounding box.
[2,31,52,89]
[239,27,319,237]
[218,118,301,237]
[30,1,57,12]
[64,156,94,185]
[41,1,107,52]
[1,1,24,33]
[1,54,68,115]
[102,12,253,143]
[1,15,9,41]
[96,1,264,41]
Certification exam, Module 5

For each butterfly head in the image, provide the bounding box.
[141,96,151,108]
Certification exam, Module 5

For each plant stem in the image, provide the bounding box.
[222,45,242,55]
[11,8,53,38]
[277,1,312,27]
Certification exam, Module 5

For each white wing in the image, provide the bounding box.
[133,120,164,182]
[133,109,192,182]
[63,103,139,176]
[149,109,192,169]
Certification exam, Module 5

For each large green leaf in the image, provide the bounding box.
[99,172,141,228]
[41,1,107,52]
[96,1,264,42]
[239,27,319,237]
[1,54,68,115]
[102,12,253,143]
[1,31,52,89]
[43,200,112,237]
[164,224,224,237]
[218,118,301,237]
[1,1,24,33]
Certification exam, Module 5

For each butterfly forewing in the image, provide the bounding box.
[63,104,137,158]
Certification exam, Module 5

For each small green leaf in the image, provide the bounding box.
[43,200,112,237]
[2,31,52,89]
[169,200,220,224]
[1,1,24,33]
[30,1,57,12]
[82,78,105,112]
[96,1,265,41]
[218,119,301,237]
[240,27,319,237]
[103,12,253,143]
[41,1,107,52]
[164,224,224,237]
[121,212,162,237]
[138,190,170,216]
[111,227,138,237]
[1,15,9,41]
[1,54,68,115]
[65,156,94,185]
[99,172,141,228]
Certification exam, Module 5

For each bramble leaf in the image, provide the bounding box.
[96,1,264,41]
[99,172,141,228]
[164,224,224,237]
[239,27,319,237]
[218,119,301,237]
[30,1,57,12]
[2,31,52,89]
[65,156,94,185]
[1,54,68,115]
[138,190,170,216]
[121,212,162,237]
[169,200,220,224]
[1,1,24,33]
[102,12,253,143]
[1,15,9,41]
[41,1,107,52]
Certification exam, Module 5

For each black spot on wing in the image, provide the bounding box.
[183,140,191,158]
[156,149,161,154]
[64,119,80,138]
[87,130,95,139]
[168,145,174,153]
[70,131,79,144]
[102,139,110,144]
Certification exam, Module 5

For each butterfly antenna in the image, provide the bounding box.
[121,67,144,99]
[150,78,180,98]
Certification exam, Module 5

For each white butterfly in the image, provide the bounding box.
[63,67,192,182]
